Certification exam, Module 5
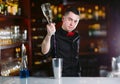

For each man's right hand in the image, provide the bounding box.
[46,23,56,36]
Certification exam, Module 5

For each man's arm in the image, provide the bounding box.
[41,23,56,54]
[41,34,52,54]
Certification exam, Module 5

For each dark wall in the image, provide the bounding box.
[108,0,120,57]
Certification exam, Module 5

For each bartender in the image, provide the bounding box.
[41,7,80,77]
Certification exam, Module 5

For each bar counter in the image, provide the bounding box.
[0,76,120,84]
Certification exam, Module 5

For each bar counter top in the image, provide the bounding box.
[0,76,120,84]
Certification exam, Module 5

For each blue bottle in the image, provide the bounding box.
[20,44,29,78]
[20,55,29,78]
[20,69,29,78]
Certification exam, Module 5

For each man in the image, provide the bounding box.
[41,7,80,77]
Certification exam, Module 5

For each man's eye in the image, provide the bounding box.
[68,18,72,21]
[74,20,76,22]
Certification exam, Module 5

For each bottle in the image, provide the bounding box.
[111,57,117,71]
[22,29,27,41]
[20,55,29,78]
[20,44,29,78]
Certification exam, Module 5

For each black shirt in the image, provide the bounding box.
[45,28,80,77]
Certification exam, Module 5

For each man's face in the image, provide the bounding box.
[62,12,80,32]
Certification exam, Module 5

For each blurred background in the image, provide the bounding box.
[0,0,120,77]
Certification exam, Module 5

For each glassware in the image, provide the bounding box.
[0,60,20,76]
[111,57,117,71]
[19,55,29,78]
[108,56,120,77]
[20,44,29,78]
[41,3,53,23]
[1,63,10,76]
[52,58,63,79]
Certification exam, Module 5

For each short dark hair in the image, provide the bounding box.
[64,7,80,16]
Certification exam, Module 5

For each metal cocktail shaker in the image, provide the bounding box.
[52,58,63,79]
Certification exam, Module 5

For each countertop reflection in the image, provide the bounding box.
[0,76,120,84]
